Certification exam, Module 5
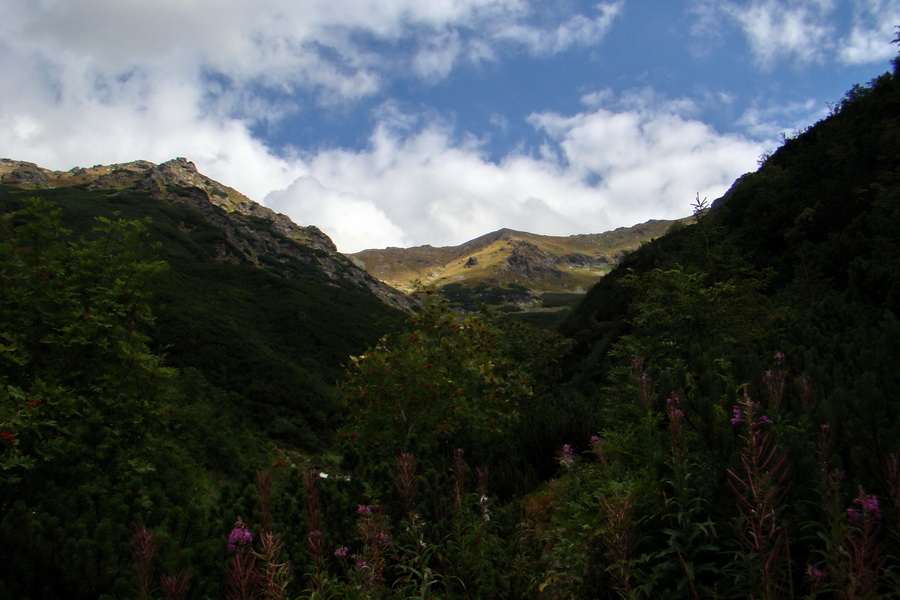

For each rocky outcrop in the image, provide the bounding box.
[557,252,609,268]
[499,240,565,280]
[0,159,51,187]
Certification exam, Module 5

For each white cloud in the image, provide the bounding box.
[724,0,835,68]
[3,0,617,111]
[838,0,900,65]
[529,96,762,215]
[0,0,630,201]
[0,0,853,256]
[493,1,624,55]
[705,0,899,69]
[266,177,410,250]
[264,95,764,252]
[0,0,626,179]
[412,30,465,81]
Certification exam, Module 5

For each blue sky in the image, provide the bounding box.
[2,1,898,252]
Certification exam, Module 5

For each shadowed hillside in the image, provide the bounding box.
[0,159,410,448]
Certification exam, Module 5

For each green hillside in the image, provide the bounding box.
[0,183,406,448]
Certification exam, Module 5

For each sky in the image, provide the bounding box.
[2,1,898,253]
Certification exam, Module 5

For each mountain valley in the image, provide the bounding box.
[2,53,900,599]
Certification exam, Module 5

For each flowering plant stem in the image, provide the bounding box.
[727,387,791,600]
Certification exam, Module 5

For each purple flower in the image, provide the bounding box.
[354,560,367,571]
[758,415,773,425]
[856,494,881,520]
[334,546,349,559]
[356,505,372,515]
[227,520,253,551]
[774,352,786,365]
[861,495,880,513]
[589,435,601,448]
[847,507,861,523]
[557,443,576,470]
[806,565,826,581]
[665,396,684,419]
[730,406,742,425]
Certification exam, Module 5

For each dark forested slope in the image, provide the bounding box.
[560,54,900,487]
[0,178,407,447]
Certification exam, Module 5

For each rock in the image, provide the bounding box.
[0,161,51,187]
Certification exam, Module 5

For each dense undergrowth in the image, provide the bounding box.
[2,45,900,599]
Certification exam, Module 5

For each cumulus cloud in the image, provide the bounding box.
[493,1,624,55]
[266,118,586,251]
[0,0,623,186]
[2,0,618,117]
[265,95,764,252]
[838,0,900,65]
[723,0,835,68]
[266,176,410,250]
[0,0,873,255]
[707,0,898,69]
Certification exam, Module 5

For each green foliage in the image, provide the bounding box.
[339,294,572,493]
[547,56,900,599]
[0,198,270,599]
[0,199,176,597]
[0,183,406,449]
[0,197,169,482]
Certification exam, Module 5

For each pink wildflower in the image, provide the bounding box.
[227,519,253,552]
[558,443,576,470]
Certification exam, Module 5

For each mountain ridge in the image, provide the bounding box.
[0,157,417,312]
[350,218,689,298]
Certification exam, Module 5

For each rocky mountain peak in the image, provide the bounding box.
[1,156,416,312]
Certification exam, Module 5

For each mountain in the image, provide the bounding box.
[0,157,412,448]
[350,219,685,315]
[1,157,416,312]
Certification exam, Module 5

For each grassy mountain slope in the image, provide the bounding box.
[350,219,684,317]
